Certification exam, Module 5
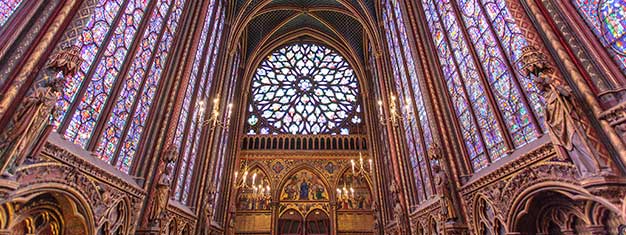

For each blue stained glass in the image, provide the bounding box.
[55,0,124,129]
[457,0,536,149]
[573,0,626,74]
[65,0,150,150]
[423,0,489,170]
[174,2,219,202]
[0,0,23,29]
[117,0,186,172]
[98,0,173,171]
[246,43,363,135]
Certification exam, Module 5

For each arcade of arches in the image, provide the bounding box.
[1,0,626,234]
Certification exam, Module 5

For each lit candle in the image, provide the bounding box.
[359,152,363,168]
[351,159,355,174]
[227,103,233,118]
[378,100,383,114]
[337,188,341,196]
[350,187,355,198]
[234,171,238,183]
[343,187,348,196]
[369,159,373,172]
[266,185,271,195]
[252,173,257,186]
[243,171,248,186]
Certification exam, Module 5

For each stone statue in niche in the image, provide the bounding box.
[147,147,177,227]
[519,45,608,177]
[432,164,457,222]
[1,74,64,176]
[203,188,215,235]
[534,75,606,176]
[149,164,173,225]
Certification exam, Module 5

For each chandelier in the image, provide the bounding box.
[378,95,413,127]
[197,97,232,130]
[233,161,271,199]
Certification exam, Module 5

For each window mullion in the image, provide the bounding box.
[448,0,515,154]
[394,19,437,200]
[430,1,493,164]
[58,0,133,135]
[110,0,179,167]
[476,1,544,136]
[88,0,160,153]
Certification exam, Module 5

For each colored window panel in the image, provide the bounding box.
[246,43,363,135]
[117,0,186,172]
[422,0,488,170]
[457,0,536,149]
[98,0,173,169]
[173,2,218,202]
[0,0,24,29]
[573,0,626,73]
[55,0,124,128]
[65,0,150,150]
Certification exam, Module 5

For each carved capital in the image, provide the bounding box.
[46,45,82,77]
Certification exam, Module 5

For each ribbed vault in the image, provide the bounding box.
[230,0,381,66]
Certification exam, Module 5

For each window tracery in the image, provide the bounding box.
[383,0,435,203]
[421,0,544,171]
[246,43,363,135]
[51,0,225,177]
[573,0,626,74]
[171,4,225,204]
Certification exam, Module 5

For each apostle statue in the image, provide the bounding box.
[203,188,215,235]
[1,74,64,176]
[432,164,457,221]
[148,147,177,227]
[519,45,607,177]
[534,69,604,176]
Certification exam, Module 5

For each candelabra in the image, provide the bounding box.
[197,98,232,130]
[233,162,271,198]
[350,152,373,177]
[378,95,412,127]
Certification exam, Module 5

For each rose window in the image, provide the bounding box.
[246,43,362,135]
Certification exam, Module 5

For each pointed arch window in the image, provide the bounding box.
[171,4,226,204]
[51,0,224,176]
[383,0,435,203]
[421,0,545,171]
[245,43,364,135]
[572,0,626,74]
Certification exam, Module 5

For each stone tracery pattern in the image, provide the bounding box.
[247,43,363,135]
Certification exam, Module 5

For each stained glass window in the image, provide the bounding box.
[172,4,225,204]
[420,0,544,171]
[51,0,225,176]
[0,0,24,29]
[246,43,363,135]
[213,49,240,222]
[384,0,438,202]
[573,0,626,74]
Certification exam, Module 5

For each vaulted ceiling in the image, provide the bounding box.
[230,0,380,64]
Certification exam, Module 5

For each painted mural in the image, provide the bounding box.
[280,170,328,201]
